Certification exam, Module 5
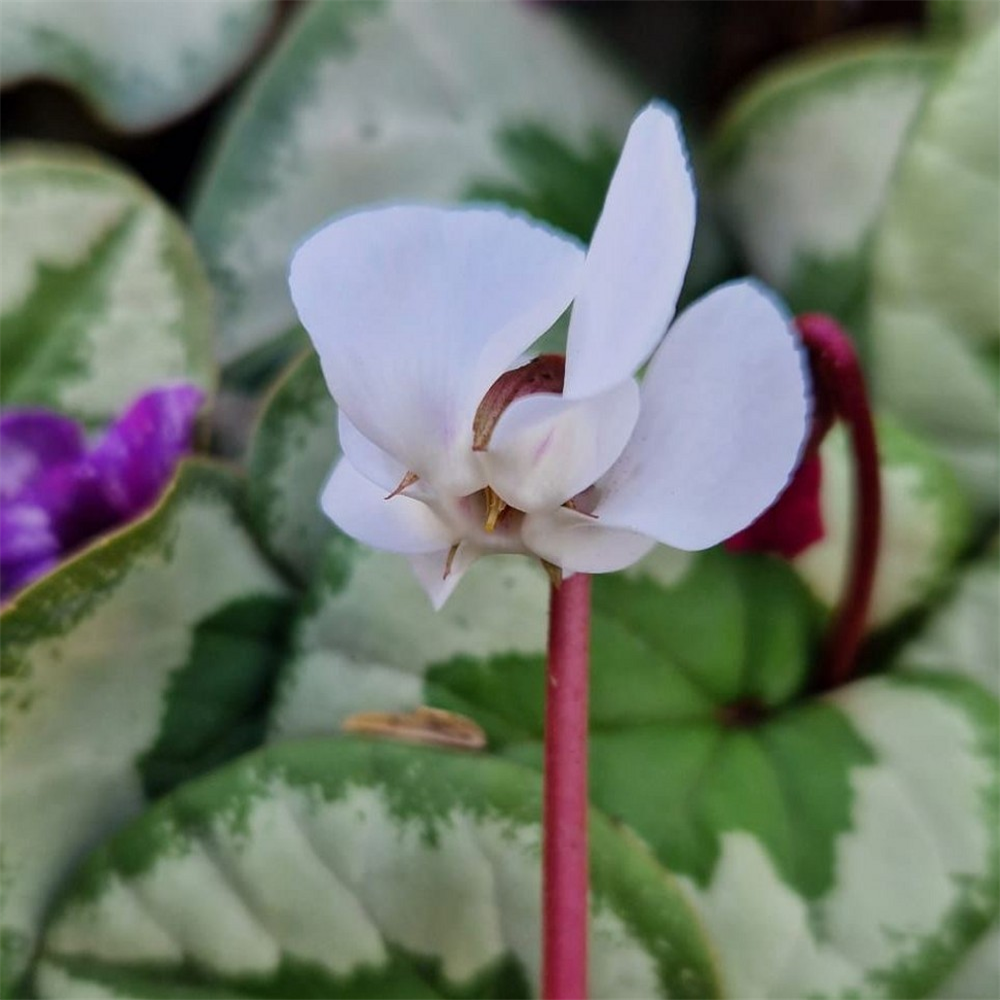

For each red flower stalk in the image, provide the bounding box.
[728,314,882,688]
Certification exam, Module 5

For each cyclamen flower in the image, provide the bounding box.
[290,103,811,608]
[0,384,203,600]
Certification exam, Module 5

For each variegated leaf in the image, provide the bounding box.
[0,149,214,426]
[710,39,946,341]
[34,739,723,1000]
[188,0,642,364]
[0,462,290,995]
[269,537,997,997]
[794,416,969,628]
[869,25,1000,517]
[0,0,275,132]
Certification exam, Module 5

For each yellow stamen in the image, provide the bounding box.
[483,486,508,533]
[384,470,419,500]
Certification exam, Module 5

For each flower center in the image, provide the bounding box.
[470,354,567,534]
[472,354,566,452]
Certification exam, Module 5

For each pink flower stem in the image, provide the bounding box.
[543,571,591,1000]
[797,315,882,689]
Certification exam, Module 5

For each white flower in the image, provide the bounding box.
[289,103,810,608]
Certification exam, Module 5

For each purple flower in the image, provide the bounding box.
[0,385,203,601]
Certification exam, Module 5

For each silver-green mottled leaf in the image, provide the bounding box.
[35,739,723,1000]
[0,149,215,426]
[902,541,1000,698]
[793,417,969,628]
[677,672,998,998]
[931,924,999,999]
[189,0,642,363]
[869,26,1000,516]
[0,461,288,995]
[0,0,275,132]
[247,351,336,582]
[270,534,998,997]
[710,39,945,334]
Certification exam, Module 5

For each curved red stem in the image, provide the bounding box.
[797,315,882,689]
[544,572,591,1000]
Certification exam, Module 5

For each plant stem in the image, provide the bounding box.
[543,571,591,1000]
[797,315,882,689]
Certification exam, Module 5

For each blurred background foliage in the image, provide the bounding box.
[1,2,997,998]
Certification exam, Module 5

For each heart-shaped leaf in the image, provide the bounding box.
[270,533,998,997]
[710,39,946,344]
[868,26,999,517]
[188,0,642,364]
[34,738,723,1000]
[0,0,275,132]
[0,148,214,427]
[0,461,289,995]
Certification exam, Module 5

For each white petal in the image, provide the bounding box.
[320,457,454,554]
[595,280,811,550]
[408,545,480,610]
[563,103,696,399]
[481,380,640,512]
[338,411,409,494]
[290,205,584,496]
[522,508,656,574]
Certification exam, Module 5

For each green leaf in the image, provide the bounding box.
[271,537,998,996]
[247,351,337,583]
[902,540,1000,698]
[710,39,947,350]
[793,416,970,628]
[0,148,215,427]
[0,461,289,995]
[188,0,642,364]
[869,26,1000,517]
[0,0,275,133]
[927,0,1000,40]
[931,924,999,999]
[34,739,722,1000]
[137,594,296,800]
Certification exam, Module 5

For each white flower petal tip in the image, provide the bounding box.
[522,507,657,575]
[289,203,585,497]
[320,457,454,555]
[594,279,812,551]
[481,379,640,513]
[563,101,696,401]
[408,544,480,610]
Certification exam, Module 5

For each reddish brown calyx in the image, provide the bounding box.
[472,354,566,452]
